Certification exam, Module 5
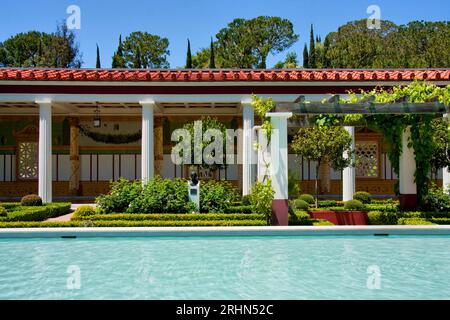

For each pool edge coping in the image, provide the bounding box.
[1,225,450,238]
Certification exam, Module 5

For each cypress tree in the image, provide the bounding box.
[309,24,316,68]
[303,44,309,68]
[186,39,192,68]
[323,36,330,68]
[133,46,142,68]
[96,44,101,68]
[112,35,125,68]
[209,37,215,68]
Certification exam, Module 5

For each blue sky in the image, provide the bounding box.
[0,0,449,68]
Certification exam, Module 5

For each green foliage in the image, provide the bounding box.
[223,205,253,214]
[0,206,7,217]
[353,191,372,204]
[121,31,170,68]
[298,194,315,205]
[397,217,435,225]
[309,24,316,68]
[422,183,450,213]
[128,177,193,213]
[215,16,298,68]
[176,117,228,173]
[112,35,126,68]
[0,23,82,68]
[313,219,334,226]
[302,44,309,68]
[186,39,192,68]
[73,205,97,217]
[78,125,141,144]
[249,180,275,225]
[72,213,263,221]
[96,178,142,213]
[200,180,238,213]
[96,44,101,68]
[0,219,266,228]
[318,200,338,207]
[429,218,450,225]
[292,125,353,202]
[367,211,398,225]
[274,52,298,68]
[343,199,365,211]
[292,199,309,211]
[0,203,71,222]
[288,170,300,199]
[241,195,251,206]
[21,194,42,206]
[289,210,313,225]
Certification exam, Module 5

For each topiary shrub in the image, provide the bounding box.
[292,199,309,211]
[0,206,7,217]
[241,195,251,206]
[21,194,42,206]
[289,210,313,225]
[298,194,315,205]
[367,211,398,225]
[344,199,365,211]
[353,191,371,204]
[73,205,97,217]
[422,184,450,213]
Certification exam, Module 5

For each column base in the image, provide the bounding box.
[399,194,418,210]
[271,199,289,226]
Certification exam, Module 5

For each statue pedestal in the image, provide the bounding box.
[188,181,200,212]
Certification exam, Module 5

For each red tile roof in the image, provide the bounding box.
[0,68,449,82]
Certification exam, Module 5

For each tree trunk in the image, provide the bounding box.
[318,155,331,194]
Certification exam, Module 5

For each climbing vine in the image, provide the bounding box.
[339,80,450,208]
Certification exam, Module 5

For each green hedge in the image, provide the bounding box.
[72,213,264,221]
[0,219,266,228]
[289,210,313,225]
[397,218,435,225]
[223,205,253,214]
[0,203,71,222]
[428,218,450,225]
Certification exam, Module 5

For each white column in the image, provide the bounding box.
[242,102,254,195]
[266,112,292,226]
[140,101,154,183]
[37,101,52,203]
[342,126,356,201]
[399,126,417,209]
[444,114,450,193]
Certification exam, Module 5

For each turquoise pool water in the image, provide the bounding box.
[0,235,449,299]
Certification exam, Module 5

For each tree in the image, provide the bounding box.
[173,117,228,174]
[430,117,450,179]
[309,24,316,68]
[209,37,215,68]
[273,52,298,68]
[303,44,309,68]
[96,44,101,68]
[291,125,353,207]
[325,19,398,68]
[186,39,192,68]
[0,22,82,68]
[112,35,125,68]
[121,32,170,68]
[215,16,298,68]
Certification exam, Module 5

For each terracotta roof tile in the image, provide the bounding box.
[0,68,449,82]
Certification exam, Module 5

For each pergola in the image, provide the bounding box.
[267,96,449,225]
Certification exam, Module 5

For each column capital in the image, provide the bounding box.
[35,100,52,106]
[67,116,79,126]
[266,112,292,119]
[139,100,156,107]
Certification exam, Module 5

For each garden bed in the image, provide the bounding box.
[0,203,71,222]
[308,211,368,225]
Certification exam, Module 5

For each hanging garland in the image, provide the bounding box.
[78,125,141,144]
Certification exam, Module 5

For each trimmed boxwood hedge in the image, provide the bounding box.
[72,213,264,221]
[0,203,71,222]
[0,219,266,228]
[223,205,253,214]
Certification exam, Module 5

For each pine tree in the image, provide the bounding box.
[186,39,192,68]
[209,37,215,68]
[303,44,309,68]
[96,44,101,68]
[309,24,316,68]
